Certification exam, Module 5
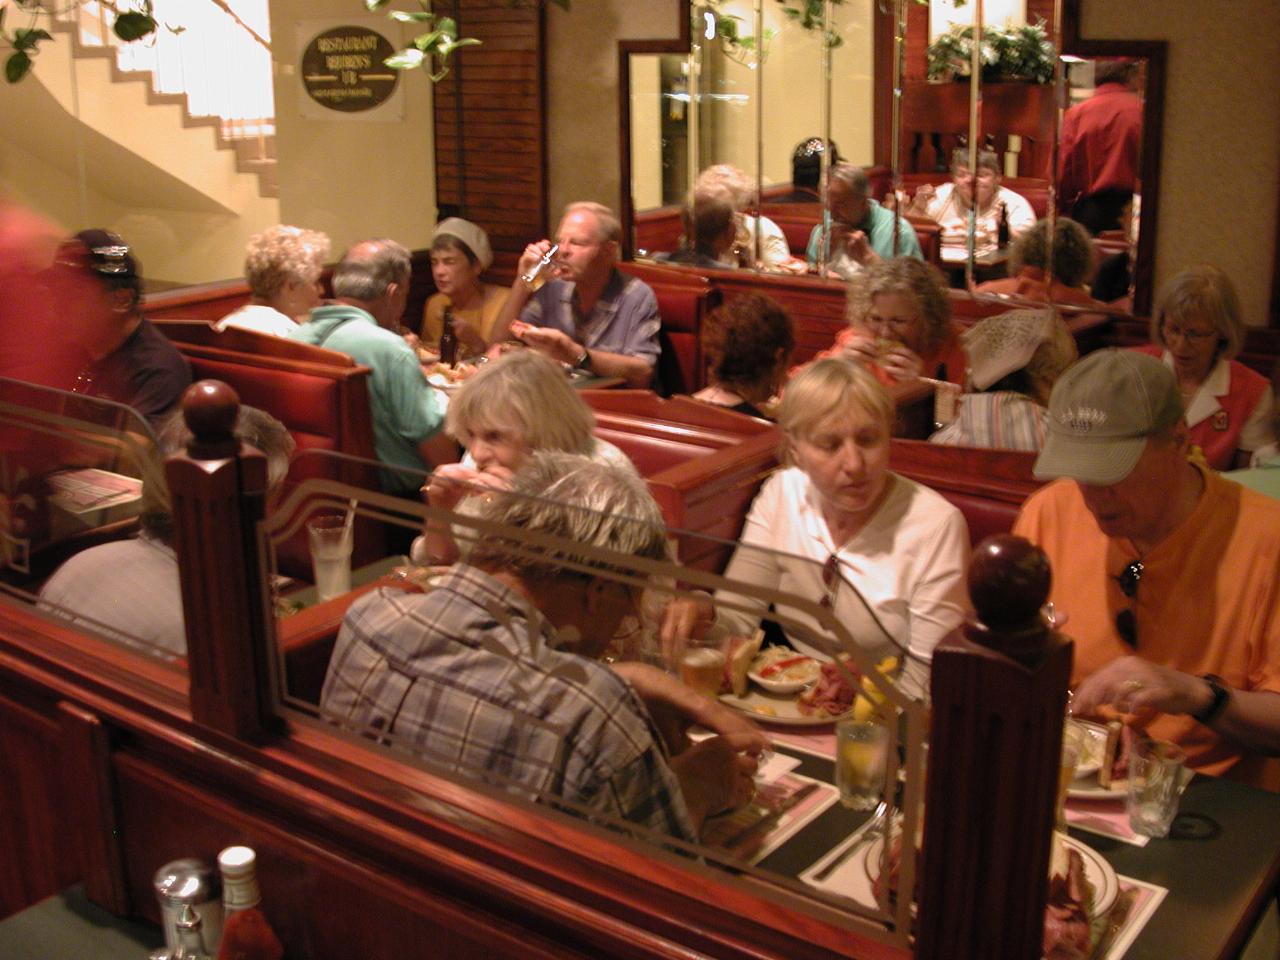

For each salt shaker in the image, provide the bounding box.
[153,858,222,956]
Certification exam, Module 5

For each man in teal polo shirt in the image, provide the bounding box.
[291,238,449,494]
[806,163,922,280]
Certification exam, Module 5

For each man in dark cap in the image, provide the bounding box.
[1014,349,1280,785]
[56,228,191,426]
[771,137,840,204]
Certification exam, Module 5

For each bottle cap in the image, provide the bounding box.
[218,846,261,910]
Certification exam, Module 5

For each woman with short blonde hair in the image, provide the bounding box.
[412,350,636,564]
[1135,265,1277,469]
[716,357,969,697]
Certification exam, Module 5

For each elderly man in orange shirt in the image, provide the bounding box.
[1014,349,1280,786]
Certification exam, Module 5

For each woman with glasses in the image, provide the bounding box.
[714,358,970,697]
[1135,265,1278,470]
[818,257,967,386]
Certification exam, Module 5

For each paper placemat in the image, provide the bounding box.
[766,727,837,759]
[700,773,838,864]
[1066,797,1150,847]
[801,821,1168,960]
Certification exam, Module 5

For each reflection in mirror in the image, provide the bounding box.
[630,1,879,278]
[264,449,924,942]
[0,378,185,665]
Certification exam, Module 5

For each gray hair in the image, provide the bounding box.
[829,162,870,198]
[332,238,411,302]
[951,148,1000,175]
[562,202,621,244]
[468,451,668,583]
[144,404,295,541]
[243,225,330,300]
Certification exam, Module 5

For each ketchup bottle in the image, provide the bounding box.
[216,846,283,960]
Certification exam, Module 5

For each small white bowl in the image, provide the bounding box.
[749,653,820,695]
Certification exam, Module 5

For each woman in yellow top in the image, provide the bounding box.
[420,218,509,356]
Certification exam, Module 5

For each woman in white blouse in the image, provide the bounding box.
[715,358,970,697]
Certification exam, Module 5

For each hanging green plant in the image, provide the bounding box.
[2,0,157,84]
[366,0,481,82]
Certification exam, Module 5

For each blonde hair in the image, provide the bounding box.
[446,351,596,453]
[777,358,894,463]
[1153,264,1243,363]
[243,225,330,300]
[846,257,952,357]
[562,202,621,243]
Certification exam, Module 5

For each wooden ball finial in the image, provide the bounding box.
[968,533,1051,631]
[182,380,240,443]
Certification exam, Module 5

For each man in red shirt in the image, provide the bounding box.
[1058,60,1143,235]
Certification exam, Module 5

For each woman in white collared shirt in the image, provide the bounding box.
[1134,265,1278,470]
[714,359,970,698]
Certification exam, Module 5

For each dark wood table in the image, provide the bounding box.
[755,737,1280,960]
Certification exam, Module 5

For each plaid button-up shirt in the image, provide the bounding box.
[321,565,696,842]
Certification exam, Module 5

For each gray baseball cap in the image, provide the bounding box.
[1034,349,1183,485]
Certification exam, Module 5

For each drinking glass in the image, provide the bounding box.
[1056,722,1083,830]
[678,631,727,700]
[836,718,889,811]
[1127,738,1186,838]
[307,513,353,602]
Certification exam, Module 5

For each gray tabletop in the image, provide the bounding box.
[0,885,162,958]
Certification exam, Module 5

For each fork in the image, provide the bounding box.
[813,800,889,882]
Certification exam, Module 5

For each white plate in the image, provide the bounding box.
[854,833,1118,918]
[719,688,851,726]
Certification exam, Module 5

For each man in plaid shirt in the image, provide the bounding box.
[322,451,762,842]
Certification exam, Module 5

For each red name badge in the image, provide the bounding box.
[1213,410,1230,432]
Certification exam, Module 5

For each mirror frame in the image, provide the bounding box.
[617,0,1167,315]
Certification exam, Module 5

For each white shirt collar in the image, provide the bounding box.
[1160,349,1229,427]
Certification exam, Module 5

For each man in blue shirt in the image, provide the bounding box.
[806,163,922,279]
[494,203,660,389]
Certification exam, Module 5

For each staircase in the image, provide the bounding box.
[48,0,278,198]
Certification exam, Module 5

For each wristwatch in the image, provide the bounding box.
[1191,673,1230,725]
[573,348,591,371]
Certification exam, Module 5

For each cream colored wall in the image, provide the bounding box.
[545,1,681,222]
[630,56,665,211]
[1080,0,1280,325]
[269,0,436,256]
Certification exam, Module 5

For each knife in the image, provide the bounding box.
[721,781,821,850]
[1089,887,1137,960]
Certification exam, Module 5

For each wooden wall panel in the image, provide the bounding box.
[0,689,78,919]
[433,0,547,285]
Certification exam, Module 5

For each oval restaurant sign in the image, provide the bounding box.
[301,26,398,113]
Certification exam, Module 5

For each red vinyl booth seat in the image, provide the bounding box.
[888,438,1042,546]
[153,321,384,579]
